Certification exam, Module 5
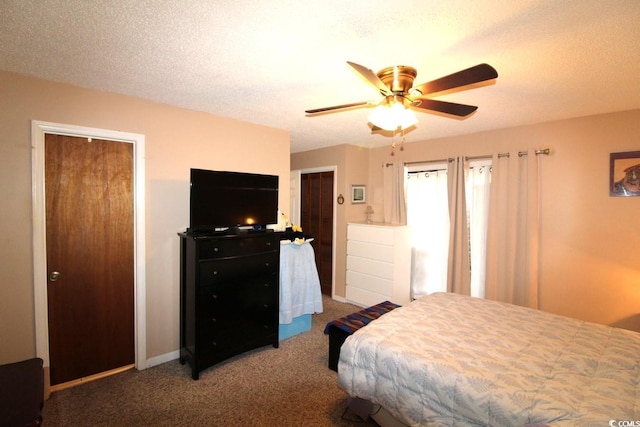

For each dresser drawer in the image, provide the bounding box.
[346,270,393,296]
[347,224,395,245]
[346,285,392,309]
[347,240,393,262]
[197,316,241,353]
[347,255,393,280]
[198,252,278,286]
[198,290,277,354]
[198,282,277,321]
[197,235,277,259]
[198,310,277,349]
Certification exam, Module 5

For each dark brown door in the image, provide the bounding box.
[45,134,135,386]
[301,171,333,296]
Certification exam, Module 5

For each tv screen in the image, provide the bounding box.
[189,169,279,232]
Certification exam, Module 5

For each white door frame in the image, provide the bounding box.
[31,120,147,374]
[295,166,338,298]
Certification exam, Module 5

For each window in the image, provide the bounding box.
[406,164,449,298]
[406,160,491,299]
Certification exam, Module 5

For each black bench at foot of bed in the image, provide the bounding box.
[324,301,401,372]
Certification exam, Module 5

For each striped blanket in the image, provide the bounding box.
[324,301,400,335]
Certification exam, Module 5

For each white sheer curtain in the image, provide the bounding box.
[466,161,492,298]
[383,161,407,225]
[485,151,541,308]
[406,167,449,298]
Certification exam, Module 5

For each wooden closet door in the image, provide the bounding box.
[45,134,135,386]
[301,171,334,296]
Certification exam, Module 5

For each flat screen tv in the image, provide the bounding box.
[189,168,279,233]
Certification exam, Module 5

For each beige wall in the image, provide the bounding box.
[0,71,290,364]
[295,109,640,332]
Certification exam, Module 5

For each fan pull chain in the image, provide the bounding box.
[390,130,406,156]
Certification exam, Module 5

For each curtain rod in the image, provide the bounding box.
[384,158,453,167]
[466,148,551,161]
[383,148,550,167]
[506,147,551,158]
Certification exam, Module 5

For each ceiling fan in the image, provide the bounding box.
[305,61,498,131]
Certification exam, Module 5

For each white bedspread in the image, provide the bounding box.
[278,241,323,324]
[338,292,640,426]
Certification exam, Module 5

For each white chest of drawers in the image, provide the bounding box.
[346,223,411,307]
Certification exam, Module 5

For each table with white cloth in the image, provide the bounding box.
[279,240,323,327]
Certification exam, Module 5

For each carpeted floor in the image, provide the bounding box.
[42,296,379,426]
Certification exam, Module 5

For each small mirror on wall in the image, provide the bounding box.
[610,151,640,197]
[351,185,366,204]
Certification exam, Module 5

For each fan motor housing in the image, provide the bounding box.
[376,65,417,93]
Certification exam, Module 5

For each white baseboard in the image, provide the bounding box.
[332,294,347,303]
[145,350,179,369]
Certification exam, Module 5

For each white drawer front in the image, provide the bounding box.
[346,270,392,296]
[346,285,392,308]
[348,224,395,245]
[347,240,393,262]
[347,255,393,280]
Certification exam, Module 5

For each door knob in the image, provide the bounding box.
[49,271,61,282]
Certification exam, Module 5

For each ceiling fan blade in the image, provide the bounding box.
[347,61,393,96]
[305,101,369,114]
[413,98,478,117]
[412,64,498,96]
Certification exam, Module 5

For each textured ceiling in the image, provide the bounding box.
[1,0,639,153]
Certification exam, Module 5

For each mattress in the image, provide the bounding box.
[338,292,640,426]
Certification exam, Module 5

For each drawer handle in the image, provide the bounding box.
[214,247,219,252]
[263,304,269,308]
[212,271,218,276]
[211,318,217,323]
[264,262,270,267]
[212,341,217,346]
[212,294,217,299]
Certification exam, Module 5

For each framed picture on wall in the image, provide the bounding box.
[610,151,640,197]
[351,185,366,204]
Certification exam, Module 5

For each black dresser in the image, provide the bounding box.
[178,231,280,379]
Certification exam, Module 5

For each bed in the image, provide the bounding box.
[338,292,640,426]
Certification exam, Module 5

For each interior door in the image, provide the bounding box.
[45,134,135,386]
[301,171,334,296]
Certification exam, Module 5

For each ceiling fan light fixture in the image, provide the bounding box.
[368,100,418,131]
[306,61,497,155]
